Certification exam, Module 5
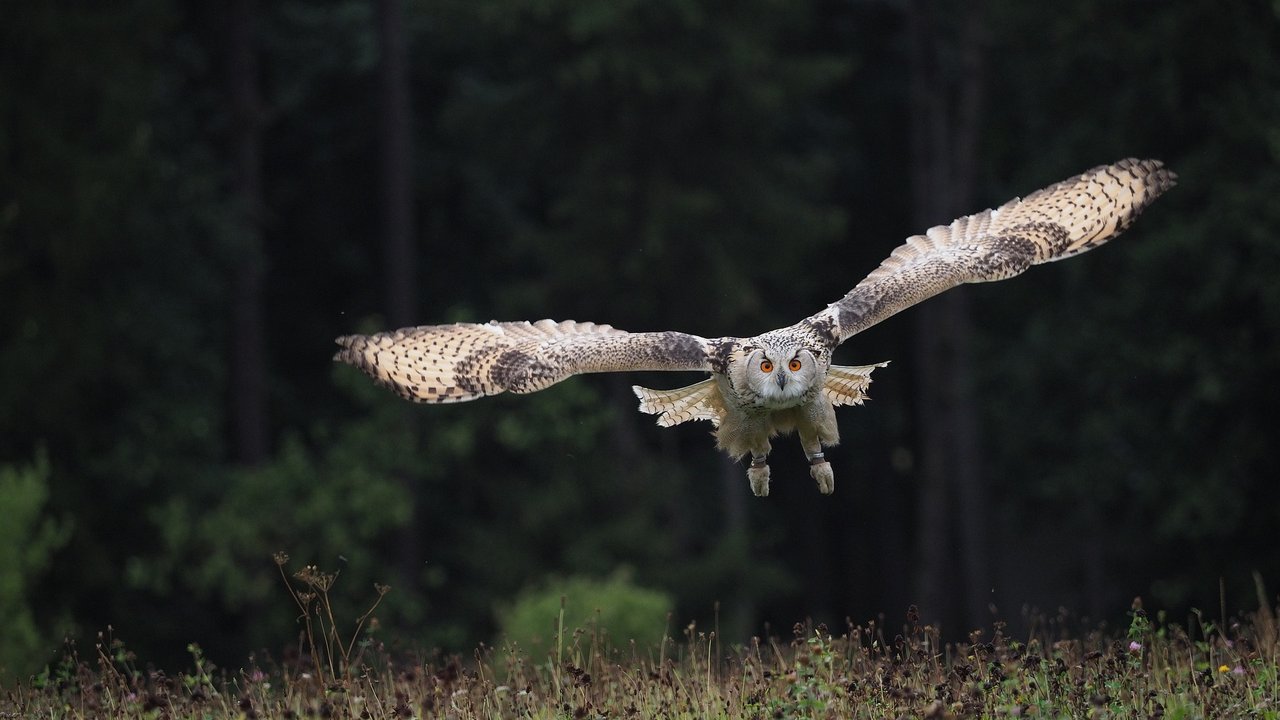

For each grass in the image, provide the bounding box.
[5,562,1279,719]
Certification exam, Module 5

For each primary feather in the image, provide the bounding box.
[803,158,1176,345]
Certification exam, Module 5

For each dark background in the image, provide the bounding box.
[2,0,1278,676]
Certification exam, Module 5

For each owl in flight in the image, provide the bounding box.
[336,158,1175,497]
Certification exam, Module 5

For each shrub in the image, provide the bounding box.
[0,450,71,681]
[496,570,672,654]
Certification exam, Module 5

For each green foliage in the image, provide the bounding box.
[977,0,1280,613]
[0,451,71,681]
[130,388,420,655]
[0,0,231,666]
[1,0,1278,668]
[152,433,411,601]
[764,628,844,718]
[496,570,673,653]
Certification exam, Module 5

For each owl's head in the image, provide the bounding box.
[739,344,820,407]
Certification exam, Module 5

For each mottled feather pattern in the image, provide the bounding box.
[335,159,1175,496]
[334,320,712,403]
[811,158,1177,344]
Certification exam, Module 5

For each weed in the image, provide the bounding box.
[272,550,391,689]
[5,566,1279,719]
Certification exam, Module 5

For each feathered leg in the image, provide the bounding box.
[799,400,840,494]
[798,427,834,494]
[747,454,771,497]
[716,404,774,497]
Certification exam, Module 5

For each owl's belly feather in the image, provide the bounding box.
[712,378,833,459]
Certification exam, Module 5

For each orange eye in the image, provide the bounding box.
[788,359,802,372]
[760,360,774,373]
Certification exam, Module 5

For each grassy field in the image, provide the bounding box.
[6,565,1279,718]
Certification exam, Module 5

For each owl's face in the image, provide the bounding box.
[739,345,821,407]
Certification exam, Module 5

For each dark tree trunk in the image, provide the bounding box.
[374,0,422,585]
[227,0,268,466]
[905,0,991,634]
[376,0,416,328]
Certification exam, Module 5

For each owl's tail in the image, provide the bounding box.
[633,379,724,428]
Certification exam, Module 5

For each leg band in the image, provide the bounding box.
[750,455,768,469]
[808,452,827,467]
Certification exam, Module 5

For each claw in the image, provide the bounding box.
[810,460,834,494]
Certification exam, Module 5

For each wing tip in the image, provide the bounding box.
[1116,156,1178,190]
[333,334,359,363]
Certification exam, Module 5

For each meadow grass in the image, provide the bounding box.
[5,561,1278,719]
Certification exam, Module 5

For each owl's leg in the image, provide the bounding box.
[747,455,771,497]
[720,412,772,496]
[798,427,835,495]
[809,453,834,495]
[741,435,773,497]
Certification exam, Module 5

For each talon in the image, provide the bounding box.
[809,457,834,495]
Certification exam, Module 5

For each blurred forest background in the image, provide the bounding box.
[2,0,1279,679]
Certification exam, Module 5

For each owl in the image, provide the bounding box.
[335,158,1176,496]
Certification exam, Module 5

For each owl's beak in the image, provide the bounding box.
[775,373,788,390]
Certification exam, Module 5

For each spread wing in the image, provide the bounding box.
[334,319,714,403]
[804,158,1177,346]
